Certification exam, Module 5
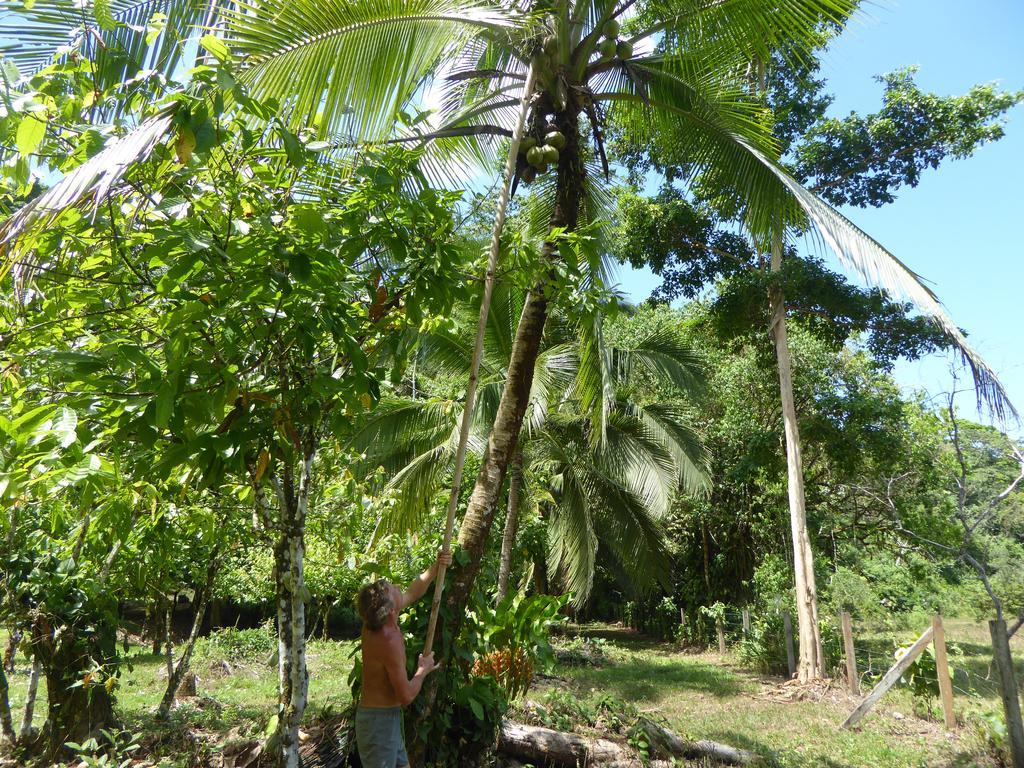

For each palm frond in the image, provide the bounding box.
[601,411,678,514]
[737,139,1017,420]
[630,402,710,494]
[541,431,598,601]
[348,397,458,474]
[613,327,706,398]
[223,0,518,142]
[0,0,212,88]
[637,0,855,71]
[572,313,614,447]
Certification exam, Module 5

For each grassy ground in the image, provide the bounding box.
[529,617,1023,768]
[3,628,356,765]
[3,619,1021,766]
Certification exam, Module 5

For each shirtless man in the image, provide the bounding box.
[355,551,452,768]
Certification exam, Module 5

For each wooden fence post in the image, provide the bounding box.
[742,607,751,634]
[717,617,727,655]
[842,624,934,729]
[931,615,956,730]
[990,618,1024,768]
[840,612,859,696]
[782,611,796,679]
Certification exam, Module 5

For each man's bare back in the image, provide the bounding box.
[354,553,451,767]
[360,620,409,707]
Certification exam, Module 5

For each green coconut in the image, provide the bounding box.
[603,19,620,38]
[598,38,617,61]
[545,130,566,150]
[526,146,545,167]
[543,34,559,56]
[520,136,538,151]
[542,144,560,164]
[616,40,633,59]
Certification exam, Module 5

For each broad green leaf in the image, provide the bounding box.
[154,379,177,429]
[54,408,78,448]
[200,35,231,63]
[15,113,46,155]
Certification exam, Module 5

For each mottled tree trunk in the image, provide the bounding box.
[496,452,524,603]
[164,597,175,680]
[768,228,824,682]
[148,594,165,656]
[19,657,40,741]
[3,630,17,674]
[272,447,315,768]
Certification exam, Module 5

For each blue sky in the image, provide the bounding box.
[614,0,1024,431]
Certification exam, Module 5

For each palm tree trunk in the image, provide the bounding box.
[409,103,585,759]
[768,227,824,682]
[497,452,524,602]
[421,63,537,655]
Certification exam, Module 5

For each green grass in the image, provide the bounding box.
[3,619,1020,767]
[533,619,1023,768]
[3,630,357,766]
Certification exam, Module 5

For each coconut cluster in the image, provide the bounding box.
[596,19,632,62]
[519,121,565,183]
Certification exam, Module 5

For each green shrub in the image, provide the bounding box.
[737,611,788,675]
[825,567,882,621]
[198,620,276,662]
[967,712,1011,764]
[737,611,842,676]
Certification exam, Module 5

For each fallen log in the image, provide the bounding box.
[499,720,758,767]
[637,717,758,766]
[499,721,628,766]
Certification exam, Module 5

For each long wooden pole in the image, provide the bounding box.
[842,624,934,729]
[990,618,1024,767]
[422,65,537,656]
[841,612,859,695]
[932,615,956,730]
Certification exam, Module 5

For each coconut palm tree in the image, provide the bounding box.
[2,0,1013,713]
[351,285,708,604]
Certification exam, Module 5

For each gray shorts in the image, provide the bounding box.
[355,705,409,768]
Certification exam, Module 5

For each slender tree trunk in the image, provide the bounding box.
[3,631,17,674]
[157,544,222,718]
[409,102,585,760]
[767,227,824,682]
[533,555,549,595]
[272,447,315,768]
[164,596,175,680]
[497,452,524,603]
[71,510,91,562]
[19,658,40,741]
[0,665,14,744]
[149,593,164,656]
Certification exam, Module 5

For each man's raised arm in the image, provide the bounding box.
[399,551,453,610]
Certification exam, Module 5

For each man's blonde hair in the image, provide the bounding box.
[357,579,394,630]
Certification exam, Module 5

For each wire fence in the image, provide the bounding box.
[616,601,1017,708]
